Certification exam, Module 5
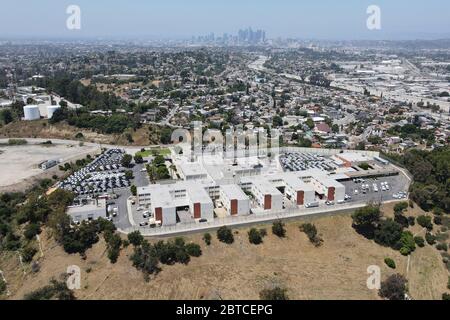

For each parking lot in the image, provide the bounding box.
[280,152,337,172]
[58,149,130,196]
[340,173,410,205]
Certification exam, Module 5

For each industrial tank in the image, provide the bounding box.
[23,105,41,120]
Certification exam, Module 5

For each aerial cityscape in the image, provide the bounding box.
[0,0,449,306]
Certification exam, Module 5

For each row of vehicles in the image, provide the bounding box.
[354,181,390,195]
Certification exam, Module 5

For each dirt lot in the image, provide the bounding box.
[1,204,447,300]
[0,142,99,190]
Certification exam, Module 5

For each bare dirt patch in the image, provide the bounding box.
[0,143,98,191]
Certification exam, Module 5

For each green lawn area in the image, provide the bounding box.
[136,147,170,158]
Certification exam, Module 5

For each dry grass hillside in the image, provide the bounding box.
[0,120,163,146]
[1,203,447,300]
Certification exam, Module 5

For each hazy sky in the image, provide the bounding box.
[1,0,449,40]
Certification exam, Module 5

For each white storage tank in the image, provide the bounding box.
[47,105,61,119]
[23,105,41,121]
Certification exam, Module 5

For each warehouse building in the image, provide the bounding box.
[67,198,107,223]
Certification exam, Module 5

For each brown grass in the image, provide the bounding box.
[1,204,447,300]
[0,120,163,146]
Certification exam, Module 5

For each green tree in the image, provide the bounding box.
[24,279,75,300]
[121,154,133,168]
[185,243,202,257]
[217,226,234,244]
[399,231,416,256]
[305,118,315,130]
[125,170,134,180]
[130,185,137,196]
[128,231,144,247]
[134,154,144,164]
[374,219,403,248]
[379,274,407,300]
[272,221,286,238]
[417,215,433,230]
[248,228,263,245]
[203,233,212,246]
[21,246,37,263]
[24,223,41,240]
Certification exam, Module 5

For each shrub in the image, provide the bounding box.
[399,231,416,256]
[22,246,38,263]
[217,226,234,244]
[24,223,41,240]
[259,229,267,237]
[436,243,448,252]
[407,216,416,226]
[425,232,436,245]
[384,258,396,269]
[374,219,403,248]
[379,274,407,300]
[203,233,212,246]
[248,228,263,245]
[128,231,144,246]
[351,205,381,238]
[259,287,289,300]
[394,202,408,214]
[185,243,202,257]
[447,276,450,290]
[130,242,161,280]
[300,223,322,247]
[414,236,425,248]
[0,278,6,296]
[434,216,442,225]
[417,215,433,230]
[24,279,75,300]
[105,233,122,264]
[272,221,286,238]
[443,293,450,301]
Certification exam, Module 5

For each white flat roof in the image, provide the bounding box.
[337,152,371,163]
[179,162,208,177]
[253,178,281,196]
[221,184,249,201]
[283,175,315,192]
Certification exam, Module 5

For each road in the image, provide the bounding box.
[119,197,408,238]
[113,161,149,230]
